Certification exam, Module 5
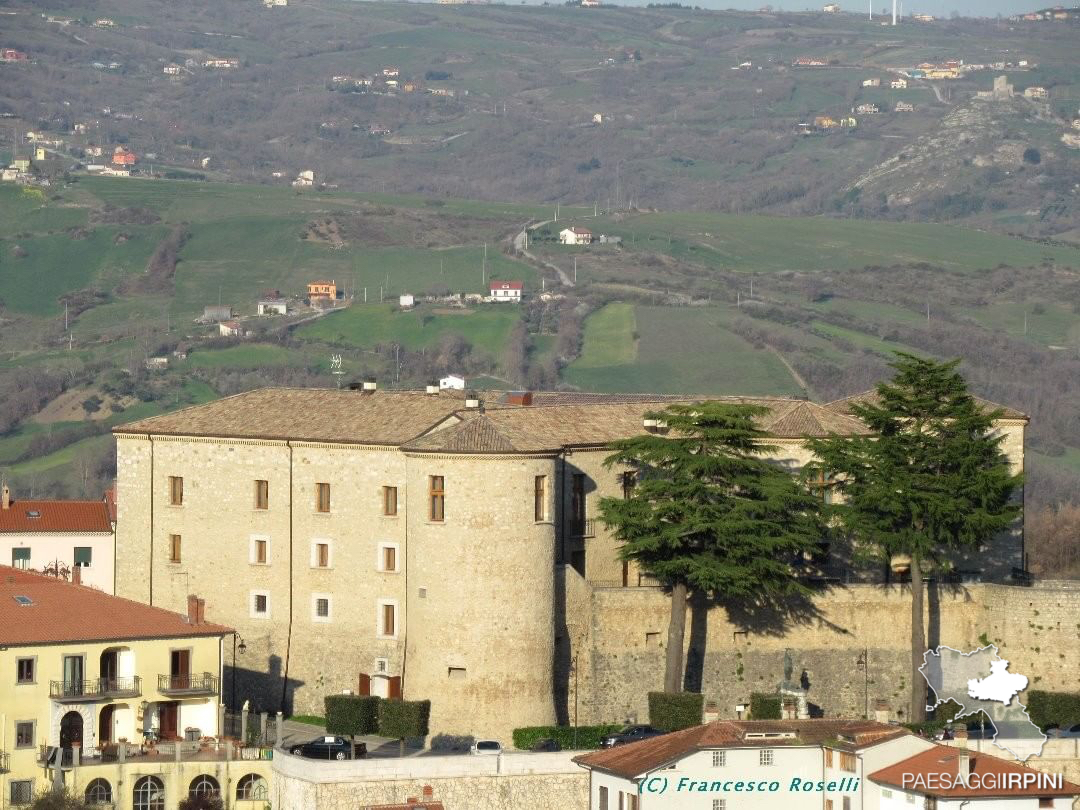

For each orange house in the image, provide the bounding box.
[112,146,137,166]
[307,281,338,301]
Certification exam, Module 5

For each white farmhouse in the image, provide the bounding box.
[439,374,466,390]
[489,280,523,303]
[258,298,288,315]
[399,293,415,309]
[559,226,593,245]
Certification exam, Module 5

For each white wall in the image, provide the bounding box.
[0,531,114,592]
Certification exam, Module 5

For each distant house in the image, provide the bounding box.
[219,320,243,337]
[399,293,415,309]
[200,304,234,323]
[598,234,622,245]
[559,226,593,245]
[0,49,29,62]
[822,2,840,11]
[85,144,103,157]
[862,78,881,87]
[489,281,523,303]
[203,58,239,69]
[814,115,839,129]
[98,167,130,177]
[890,78,907,89]
[145,356,169,370]
[895,101,915,112]
[164,63,182,75]
[307,281,338,302]
[440,374,466,390]
[580,0,601,6]
[855,103,880,114]
[1,168,17,182]
[382,66,400,77]
[258,298,288,315]
[369,125,391,136]
[94,18,115,27]
[292,169,315,187]
[1024,86,1049,100]
[111,146,136,166]
[793,57,827,67]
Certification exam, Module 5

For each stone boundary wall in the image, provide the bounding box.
[271,750,587,810]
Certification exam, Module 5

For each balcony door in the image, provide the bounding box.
[63,655,84,696]
[100,649,118,690]
[60,710,83,750]
[159,702,180,740]
[170,649,191,690]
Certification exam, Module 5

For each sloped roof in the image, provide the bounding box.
[403,415,519,454]
[826,391,1027,421]
[0,566,231,646]
[869,745,1080,798]
[0,499,112,534]
[575,720,911,780]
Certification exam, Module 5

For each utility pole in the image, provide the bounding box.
[65,302,68,331]
[926,301,930,321]
[573,256,577,284]
[364,287,368,303]
[1023,310,1028,335]
[750,278,754,298]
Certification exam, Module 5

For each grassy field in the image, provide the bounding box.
[295,303,520,352]
[588,213,1080,273]
[565,304,802,395]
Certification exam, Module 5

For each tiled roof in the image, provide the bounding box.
[575,720,911,779]
[0,566,231,646]
[0,499,112,534]
[117,388,870,451]
[826,391,1027,421]
[869,745,1080,798]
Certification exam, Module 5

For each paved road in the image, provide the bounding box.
[279,719,476,759]
[513,220,575,287]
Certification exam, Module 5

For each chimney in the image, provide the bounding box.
[464,391,481,409]
[72,565,82,586]
[955,729,970,783]
[362,376,377,394]
[197,597,206,624]
[425,381,439,395]
[506,391,533,407]
[187,594,201,624]
[422,786,434,800]
[1,484,9,510]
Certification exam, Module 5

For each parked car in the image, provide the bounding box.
[1046,724,1080,739]
[530,737,562,752]
[600,725,665,749]
[289,735,367,760]
[470,739,503,755]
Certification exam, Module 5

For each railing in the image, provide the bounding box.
[49,676,142,701]
[571,518,595,538]
[39,740,272,768]
[158,672,219,694]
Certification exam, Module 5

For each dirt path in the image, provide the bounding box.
[767,344,811,395]
[512,220,575,287]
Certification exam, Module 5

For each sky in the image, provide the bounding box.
[614,0,1056,16]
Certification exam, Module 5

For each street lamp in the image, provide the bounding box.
[231,633,247,711]
[856,649,869,719]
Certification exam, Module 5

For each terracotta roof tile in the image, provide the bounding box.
[869,744,1080,798]
[0,499,112,533]
[575,720,911,779]
[826,391,1027,421]
[0,566,232,646]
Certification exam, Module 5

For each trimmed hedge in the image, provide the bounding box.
[512,725,624,751]
[750,693,782,720]
[1027,690,1080,731]
[378,699,431,740]
[325,694,380,737]
[649,692,705,732]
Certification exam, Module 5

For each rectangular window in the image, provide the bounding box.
[905,793,915,804]
[74,546,92,567]
[712,800,725,810]
[759,749,774,766]
[712,750,725,767]
[1038,800,1054,809]
[315,542,330,568]
[381,545,398,572]
[825,747,833,767]
[448,667,466,680]
[255,479,269,510]
[254,538,268,565]
[627,795,638,810]
[379,601,397,638]
[622,471,636,500]
[251,591,270,618]
[534,475,547,522]
[314,596,331,621]
[169,534,182,564]
[842,797,852,810]
[429,475,445,522]
[16,657,35,684]
[15,721,34,747]
[571,473,586,533]
[12,547,30,569]
[10,781,33,806]
[840,751,857,772]
[881,790,893,799]
[382,486,398,516]
[316,482,331,513]
[168,475,183,506]
[825,801,834,810]
[599,786,608,810]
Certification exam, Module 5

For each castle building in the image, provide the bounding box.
[112,386,1026,742]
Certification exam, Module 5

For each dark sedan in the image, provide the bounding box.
[600,725,666,749]
[289,735,367,760]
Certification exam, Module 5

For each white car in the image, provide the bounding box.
[470,739,502,755]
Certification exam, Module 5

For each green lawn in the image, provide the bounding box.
[565,305,802,395]
[295,303,521,352]
[960,302,1080,348]
[184,344,299,369]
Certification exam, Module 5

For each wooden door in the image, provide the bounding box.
[170,649,190,689]
[358,673,370,696]
[388,676,402,700]
[159,702,179,740]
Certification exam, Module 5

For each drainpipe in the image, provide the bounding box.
[149,435,155,606]
[401,456,409,694]
[279,441,294,714]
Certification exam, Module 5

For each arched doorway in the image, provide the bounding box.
[98,705,115,744]
[60,710,83,750]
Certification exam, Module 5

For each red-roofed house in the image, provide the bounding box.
[870,742,1080,808]
[0,566,239,803]
[0,485,115,592]
[489,280,523,302]
[559,226,594,245]
[574,719,936,810]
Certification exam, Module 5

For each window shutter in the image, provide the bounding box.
[358,673,370,696]
[388,675,402,700]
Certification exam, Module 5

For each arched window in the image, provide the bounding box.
[133,775,165,810]
[236,773,268,800]
[189,774,220,798]
[85,778,112,805]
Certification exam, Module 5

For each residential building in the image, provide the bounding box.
[0,49,28,62]
[559,226,593,245]
[575,719,936,810]
[890,78,907,88]
[218,321,243,338]
[870,741,1080,808]
[163,64,182,75]
[793,57,828,67]
[1024,86,1049,100]
[0,486,115,593]
[581,0,602,7]
[111,147,136,166]
[895,101,914,112]
[814,115,839,129]
[306,281,338,302]
[200,305,233,323]
[258,298,287,316]
[823,2,840,10]
[399,294,415,309]
[203,58,239,69]
[292,170,315,188]
[862,78,881,87]
[439,375,466,390]
[912,13,934,21]
[145,357,169,371]
[94,18,116,27]
[111,386,1026,742]
[0,568,257,809]
[488,280,523,302]
[382,67,399,77]
[855,103,880,114]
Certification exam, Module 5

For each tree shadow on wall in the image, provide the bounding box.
[225,654,305,715]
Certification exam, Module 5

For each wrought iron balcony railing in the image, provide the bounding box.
[49,676,142,701]
[158,672,219,695]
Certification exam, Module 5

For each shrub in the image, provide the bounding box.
[512,724,624,751]
[1023,147,1041,165]
[324,694,380,738]
[378,699,431,740]
[750,693,782,720]
[1027,690,1080,731]
[648,691,704,732]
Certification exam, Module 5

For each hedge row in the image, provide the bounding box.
[750,693,781,720]
[379,698,431,739]
[512,724,624,751]
[1027,690,1080,731]
[325,695,380,736]
[649,692,704,732]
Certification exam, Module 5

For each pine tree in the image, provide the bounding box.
[808,354,1022,723]
[599,402,825,693]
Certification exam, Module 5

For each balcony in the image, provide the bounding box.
[571,518,595,538]
[49,676,142,702]
[158,672,219,696]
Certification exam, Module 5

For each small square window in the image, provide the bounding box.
[74,547,92,567]
[313,596,331,621]
[10,780,33,806]
[712,750,725,767]
[16,657,35,684]
[314,542,330,568]
[251,591,270,618]
[12,548,30,569]
[712,800,725,810]
[15,721,34,748]
[448,667,466,680]
[759,748,774,766]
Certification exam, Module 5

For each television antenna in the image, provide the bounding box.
[330,354,345,387]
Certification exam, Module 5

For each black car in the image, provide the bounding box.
[530,737,562,752]
[600,725,665,749]
[289,735,367,760]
